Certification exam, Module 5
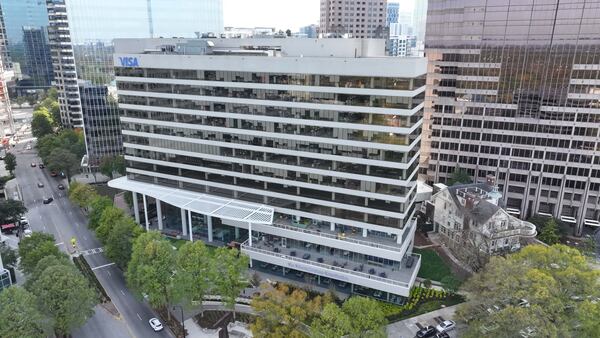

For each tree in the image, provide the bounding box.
[251,283,330,338]
[25,255,72,290]
[341,296,387,337]
[172,241,214,310]
[311,302,353,338]
[580,236,597,257]
[99,155,125,179]
[68,182,98,209]
[0,199,27,224]
[0,287,52,338]
[448,167,472,186]
[95,206,125,244]
[212,247,249,317]
[18,232,66,274]
[32,264,97,336]
[456,245,600,338]
[285,29,292,36]
[126,231,176,315]
[538,218,561,245]
[3,152,16,174]
[88,195,113,229]
[105,216,143,269]
[31,109,54,138]
[15,96,26,107]
[441,275,461,294]
[0,241,17,268]
[47,148,79,182]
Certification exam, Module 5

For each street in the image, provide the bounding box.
[10,134,174,338]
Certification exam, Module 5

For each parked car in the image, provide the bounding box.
[148,318,163,332]
[25,144,32,150]
[23,229,32,238]
[30,162,36,167]
[43,197,54,204]
[39,163,45,169]
[415,326,437,338]
[434,332,450,338]
[19,217,28,227]
[58,184,65,190]
[50,171,58,177]
[37,182,44,188]
[436,320,456,333]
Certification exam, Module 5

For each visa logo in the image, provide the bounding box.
[119,57,139,67]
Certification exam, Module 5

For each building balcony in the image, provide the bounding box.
[241,238,420,297]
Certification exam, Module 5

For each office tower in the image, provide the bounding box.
[386,2,399,27]
[422,0,600,236]
[46,0,223,167]
[411,0,426,43]
[0,3,9,70]
[320,0,387,38]
[110,38,426,301]
[388,34,415,57]
[299,24,318,38]
[22,27,53,87]
[0,14,12,138]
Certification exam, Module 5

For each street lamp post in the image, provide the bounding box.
[173,305,185,338]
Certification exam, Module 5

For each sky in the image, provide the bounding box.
[223,0,417,32]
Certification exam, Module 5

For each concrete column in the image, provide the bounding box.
[248,222,252,246]
[156,199,163,231]
[142,194,149,231]
[330,222,335,232]
[132,192,140,224]
[181,208,188,236]
[207,216,213,242]
[362,228,367,237]
[187,210,193,242]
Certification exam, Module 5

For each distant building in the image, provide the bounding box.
[22,27,53,87]
[386,2,399,27]
[387,34,415,57]
[299,24,318,38]
[0,236,12,292]
[320,0,387,38]
[429,176,537,266]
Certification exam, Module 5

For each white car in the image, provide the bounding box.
[25,144,32,150]
[23,229,32,238]
[19,217,28,226]
[436,320,456,333]
[149,318,163,332]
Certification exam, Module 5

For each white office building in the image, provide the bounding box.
[110,38,426,301]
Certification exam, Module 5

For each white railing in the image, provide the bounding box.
[241,240,419,288]
[269,221,401,251]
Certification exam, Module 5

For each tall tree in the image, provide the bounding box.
[32,264,97,337]
[0,199,27,224]
[47,148,79,182]
[448,167,472,186]
[310,302,353,338]
[456,244,600,338]
[88,195,113,229]
[95,206,125,244]
[31,110,54,138]
[537,218,561,245]
[68,182,98,209]
[3,152,16,174]
[105,216,143,269]
[25,255,72,290]
[0,241,17,268]
[341,296,387,337]
[0,287,52,338]
[127,231,176,315]
[172,241,214,309]
[212,247,249,317]
[18,232,66,274]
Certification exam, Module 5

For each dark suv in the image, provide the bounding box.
[416,326,437,338]
[43,197,54,204]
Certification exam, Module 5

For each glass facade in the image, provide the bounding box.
[422,0,600,235]
[46,0,224,166]
[22,27,53,87]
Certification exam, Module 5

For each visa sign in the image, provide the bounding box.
[119,57,139,67]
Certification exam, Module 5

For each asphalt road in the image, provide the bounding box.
[12,137,173,338]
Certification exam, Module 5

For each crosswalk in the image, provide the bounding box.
[80,247,104,256]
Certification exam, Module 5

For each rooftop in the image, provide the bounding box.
[446,181,504,225]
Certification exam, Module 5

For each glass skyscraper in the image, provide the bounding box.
[422,0,600,236]
[46,0,223,167]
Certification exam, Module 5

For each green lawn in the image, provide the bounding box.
[413,248,454,282]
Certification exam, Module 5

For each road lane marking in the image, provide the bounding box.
[107,270,111,277]
[136,313,142,321]
[83,235,87,241]
[91,262,115,271]
[55,242,64,246]
[120,289,126,296]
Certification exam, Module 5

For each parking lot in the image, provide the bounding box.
[386,304,463,338]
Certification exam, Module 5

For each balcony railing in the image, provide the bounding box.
[241,240,419,288]
[269,221,401,251]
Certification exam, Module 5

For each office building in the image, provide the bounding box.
[422,0,600,236]
[386,2,399,27]
[22,27,53,87]
[0,236,11,292]
[46,0,223,167]
[320,0,387,38]
[299,24,318,38]
[388,34,415,57]
[109,38,426,301]
[0,27,12,138]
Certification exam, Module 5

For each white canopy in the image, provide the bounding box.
[108,177,274,224]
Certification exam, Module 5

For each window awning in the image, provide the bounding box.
[108,177,274,224]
